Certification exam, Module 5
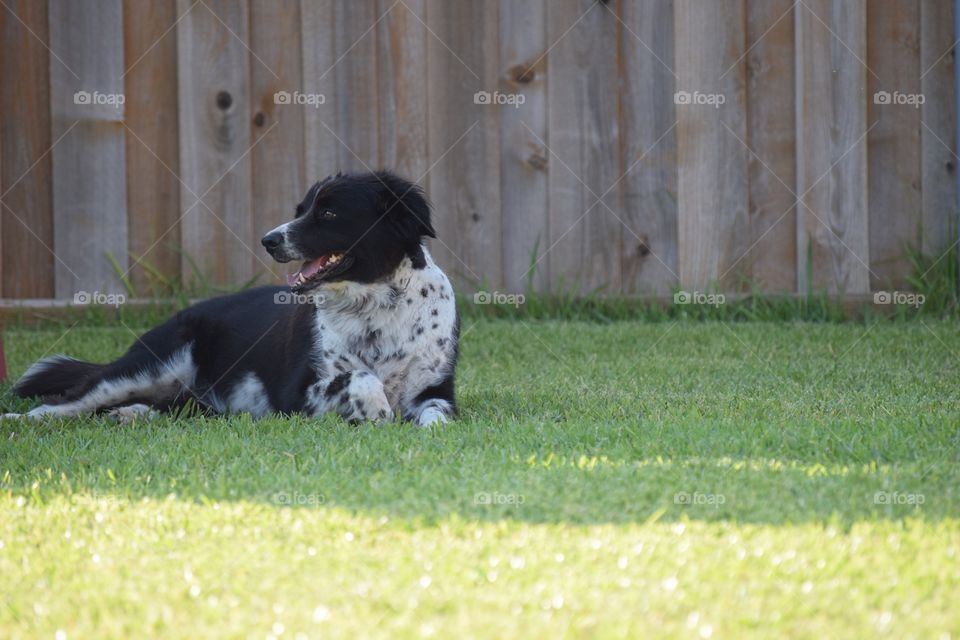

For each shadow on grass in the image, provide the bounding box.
[0,410,956,527]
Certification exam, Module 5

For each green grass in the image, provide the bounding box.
[1,319,959,638]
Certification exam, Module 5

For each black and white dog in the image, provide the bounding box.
[4,171,458,427]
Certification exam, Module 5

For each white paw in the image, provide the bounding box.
[107,404,157,424]
[344,372,393,424]
[2,411,44,421]
[416,406,449,427]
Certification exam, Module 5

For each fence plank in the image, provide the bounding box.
[426,0,501,290]
[377,0,428,182]
[499,0,547,293]
[868,0,921,290]
[301,2,379,176]
[675,0,749,290]
[797,0,870,294]
[0,0,54,298]
[176,0,256,287]
[920,0,958,256]
[620,0,678,295]
[300,0,337,183]
[49,0,128,298]
[0,73,2,295]
[746,0,796,292]
[123,0,181,295]
[250,0,305,282]
[546,0,620,294]
[334,2,380,170]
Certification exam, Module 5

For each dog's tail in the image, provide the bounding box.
[13,356,106,400]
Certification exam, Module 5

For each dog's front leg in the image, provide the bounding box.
[322,370,392,424]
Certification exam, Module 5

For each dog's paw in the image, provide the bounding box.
[337,371,393,425]
[106,404,157,424]
[349,395,394,425]
[410,400,453,428]
[416,407,449,427]
[2,412,44,421]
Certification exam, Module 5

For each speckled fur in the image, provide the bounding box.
[303,250,457,424]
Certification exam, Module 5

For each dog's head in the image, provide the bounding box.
[261,171,435,292]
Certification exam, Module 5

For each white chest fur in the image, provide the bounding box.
[307,249,457,412]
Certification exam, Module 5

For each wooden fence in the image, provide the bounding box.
[0,0,956,300]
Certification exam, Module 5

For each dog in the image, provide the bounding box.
[4,171,458,427]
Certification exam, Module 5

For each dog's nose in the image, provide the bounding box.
[261,231,283,251]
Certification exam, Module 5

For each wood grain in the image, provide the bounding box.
[0,0,54,298]
[123,0,181,295]
[332,2,380,171]
[620,0,678,295]
[250,0,305,283]
[920,0,957,256]
[300,0,338,182]
[675,0,749,290]
[426,0,501,290]
[499,0,548,293]
[746,0,796,293]
[796,0,871,294]
[377,0,428,182]
[176,0,256,287]
[0,1,953,300]
[867,0,921,290]
[49,0,128,298]
[546,0,620,294]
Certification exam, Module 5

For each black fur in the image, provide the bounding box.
[263,170,435,288]
[14,357,105,402]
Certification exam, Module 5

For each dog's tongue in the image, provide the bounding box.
[286,255,329,286]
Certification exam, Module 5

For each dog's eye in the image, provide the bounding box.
[318,210,336,220]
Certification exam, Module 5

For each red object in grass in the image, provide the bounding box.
[0,334,6,382]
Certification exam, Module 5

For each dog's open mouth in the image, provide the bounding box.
[287,252,351,290]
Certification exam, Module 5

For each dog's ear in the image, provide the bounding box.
[377,174,436,239]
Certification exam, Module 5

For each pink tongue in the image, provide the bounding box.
[287,255,329,286]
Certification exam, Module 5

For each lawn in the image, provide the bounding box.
[1,318,958,638]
